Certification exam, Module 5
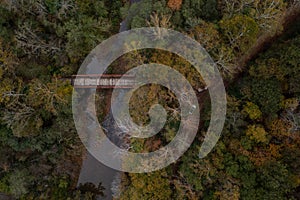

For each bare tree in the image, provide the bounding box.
[15,22,61,56]
[282,109,300,132]
[146,12,172,39]
[2,102,41,137]
[57,0,75,19]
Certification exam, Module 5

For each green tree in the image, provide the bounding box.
[250,78,283,116]
[181,0,219,27]
[0,169,33,198]
[220,15,259,53]
[57,15,110,63]
[240,161,295,199]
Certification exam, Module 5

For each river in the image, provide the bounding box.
[77,0,142,199]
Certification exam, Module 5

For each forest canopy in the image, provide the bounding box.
[0,0,299,199]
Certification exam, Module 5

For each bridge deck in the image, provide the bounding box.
[71,74,136,88]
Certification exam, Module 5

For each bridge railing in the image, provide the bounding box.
[71,74,137,88]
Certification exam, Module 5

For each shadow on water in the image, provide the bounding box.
[77,153,118,200]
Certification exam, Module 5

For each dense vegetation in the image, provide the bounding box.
[0,0,299,199]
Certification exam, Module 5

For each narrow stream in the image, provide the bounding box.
[77,1,142,199]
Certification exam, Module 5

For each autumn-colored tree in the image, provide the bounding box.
[191,21,221,53]
[242,102,262,120]
[120,170,172,200]
[0,0,298,199]
[27,78,71,115]
[214,179,240,200]
[246,125,268,143]
[167,0,183,11]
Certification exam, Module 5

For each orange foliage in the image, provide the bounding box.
[231,138,282,166]
[246,144,281,166]
[145,138,162,152]
[167,0,183,11]
[269,144,281,159]
[269,118,291,137]
[248,148,272,166]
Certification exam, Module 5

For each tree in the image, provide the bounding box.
[255,161,295,199]
[146,12,172,39]
[250,78,283,116]
[77,182,105,199]
[2,103,43,137]
[220,15,259,53]
[27,78,71,115]
[9,171,28,198]
[242,101,262,120]
[0,5,14,42]
[0,39,20,104]
[191,21,221,53]
[220,0,286,33]
[181,0,219,26]
[57,15,111,63]
[249,58,285,80]
[252,0,286,33]
[15,22,61,57]
[245,125,268,143]
[281,109,300,132]
[120,170,172,200]
[214,178,240,200]
[125,0,173,29]
[0,169,34,198]
[167,0,183,11]
[146,12,172,28]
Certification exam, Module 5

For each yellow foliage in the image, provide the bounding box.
[57,83,73,98]
[27,79,69,114]
[191,21,221,52]
[0,39,16,73]
[246,125,268,143]
[243,102,262,120]
[281,98,299,111]
[269,144,281,159]
[0,78,14,104]
[0,67,3,79]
